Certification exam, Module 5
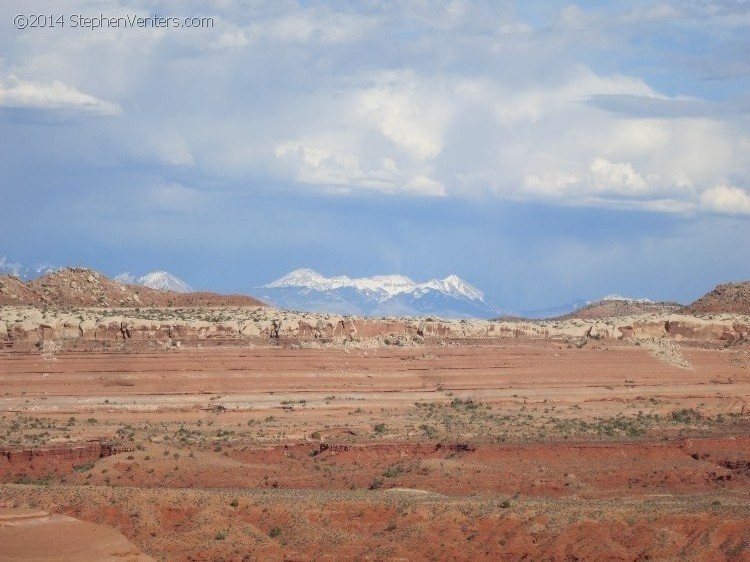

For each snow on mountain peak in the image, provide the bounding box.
[139,271,193,293]
[114,272,137,284]
[370,275,415,286]
[431,275,485,301]
[601,294,653,304]
[264,270,485,301]
[267,268,330,290]
[115,270,193,293]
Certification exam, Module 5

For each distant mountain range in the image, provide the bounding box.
[258,268,498,318]
[10,258,744,319]
[114,271,193,293]
[0,259,194,294]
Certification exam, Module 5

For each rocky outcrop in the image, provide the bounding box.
[0,267,265,308]
[561,299,682,320]
[684,281,750,315]
[1,306,748,346]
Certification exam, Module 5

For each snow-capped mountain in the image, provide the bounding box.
[260,268,496,318]
[115,271,193,293]
[601,294,654,304]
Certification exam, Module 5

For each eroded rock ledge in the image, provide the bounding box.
[1,306,748,346]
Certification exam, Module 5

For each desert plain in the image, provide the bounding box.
[1,270,749,560]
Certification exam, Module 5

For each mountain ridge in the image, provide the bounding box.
[115,271,193,293]
[260,268,495,318]
[266,268,485,301]
[0,267,263,308]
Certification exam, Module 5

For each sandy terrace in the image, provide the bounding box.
[0,340,747,422]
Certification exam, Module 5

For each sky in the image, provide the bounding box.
[1,0,749,311]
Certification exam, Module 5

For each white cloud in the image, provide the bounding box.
[274,142,363,187]
[405,175,447,197]
[3,1,750,218]
[601,119,671,156]
[589,158,648,195]
[700,185,750,215]
[356,70,450,160]
[274,140,444,196]
[260,63,750,209]
[523,172,580,196]
[522,158,649,200]
[0,75,120,115]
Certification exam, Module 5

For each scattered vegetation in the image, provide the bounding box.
[383,464,404,478]
[670,408,703,424]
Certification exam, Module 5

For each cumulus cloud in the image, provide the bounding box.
[274,142,363,188]
[700,185,750,215]
[273,140,446,196]
[0,75,120,115]
[356,70,450,160]
[2,0,750,218]
[589,158,648,195]
[522,158,650,200]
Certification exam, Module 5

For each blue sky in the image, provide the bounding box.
[1,0,749,310]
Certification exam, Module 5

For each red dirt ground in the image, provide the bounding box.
[1,339,749,560]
